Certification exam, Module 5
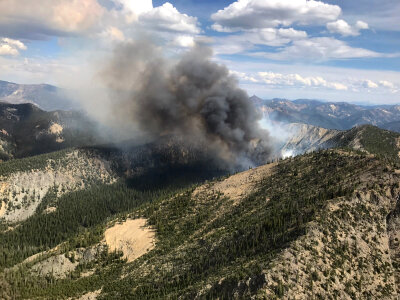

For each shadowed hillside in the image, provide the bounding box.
[0,103,103,160]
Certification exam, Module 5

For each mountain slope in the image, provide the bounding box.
[0,103,103,159]
[2,104,400,298]
[281,123,400,160]
[252,96,400,131]
[0,80,76,111]
[95,150,400,299]
[0,148,116,223]
[2,148,400,299]
[0,141,228,299]
[382,121,400,133]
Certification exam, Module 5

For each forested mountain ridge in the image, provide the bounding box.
[95,150,400,299]
[2,147,400,299]
[1,102,400,298]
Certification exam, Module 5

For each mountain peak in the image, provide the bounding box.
[0,80,76,111]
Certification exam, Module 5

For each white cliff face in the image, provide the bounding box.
[0,150,116,222]
[279,123,341,158]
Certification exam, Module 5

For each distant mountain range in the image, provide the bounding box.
[2,101,400,298]
[2,118,400,298]
[4,80,400,133]
[0,103,102,160]
[0,80,76,111]
[251,95,400,132]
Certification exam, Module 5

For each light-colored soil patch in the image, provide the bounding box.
[56,136,65,143]
[104,219,155,263]
[22,244,105,280]
[0,129,9,136]
[43,206,57,214]
[0,201,6,218]
[23,251,49,265]
[68,289,101,300]
[48,123,63,135]
[80,270,95,278]
[0,183,9,218]
[194,162,277,205]
[76,290,101,300]
[31,254,78,279]
[212,162,277,203]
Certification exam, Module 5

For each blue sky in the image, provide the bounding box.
[0,0,399,104]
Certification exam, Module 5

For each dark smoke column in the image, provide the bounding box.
[102,41,271,168]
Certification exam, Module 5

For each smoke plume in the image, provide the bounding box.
[101,40,271,168]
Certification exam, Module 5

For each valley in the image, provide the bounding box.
[2,146,400,299]
[253,96,400,132]
[1,0,398,298]
[0,95,400,299]
[0,99,400,298]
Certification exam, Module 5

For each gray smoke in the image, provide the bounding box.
[101,40,271,168]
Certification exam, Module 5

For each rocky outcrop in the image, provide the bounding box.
[0,149,116,222]
[280,123,341,157]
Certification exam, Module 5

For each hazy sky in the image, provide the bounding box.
[0,0,399,104]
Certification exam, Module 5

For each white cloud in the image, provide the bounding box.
[52,0,104,32]
[327,19,369,36]
[103,1,200,49]
[0,38,27,56]
[102,26,125,41]
[256,28,308,46]
[209,1,383,62]
[278,28,308,39]
[211,24,237,33]
[229,68,399,96]
[254,37,380,60]
[0,0,200,44]
[379,80,395,89]
[0,0,104,39]
[353,79,398,93]
[214,28,307,54]
[222,59,400,103]
[355,21,369,30]
[330,0,399,32]
[257,71,348,90]
[138,3,200,34]
[172,35,195,48]
[230,71,260,83]
[362,79,378,89]
[0,55,86,86]
[211,0,341,32]
[113,0,153,22]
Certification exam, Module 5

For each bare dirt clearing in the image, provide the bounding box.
[206,162,278,204]
[69,289,101,300]
[104,219,155,263]
[0,201,5,218]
